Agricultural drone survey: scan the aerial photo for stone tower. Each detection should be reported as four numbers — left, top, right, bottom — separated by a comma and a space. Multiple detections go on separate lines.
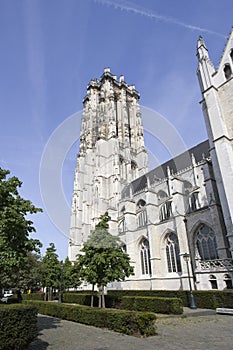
69, 68, 148, 261
196, 28, 233, 256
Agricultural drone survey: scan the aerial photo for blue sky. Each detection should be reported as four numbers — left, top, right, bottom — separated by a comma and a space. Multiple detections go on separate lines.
0, 0, 232, 260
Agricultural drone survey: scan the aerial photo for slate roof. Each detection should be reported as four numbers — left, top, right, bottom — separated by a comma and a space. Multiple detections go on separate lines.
122, 140, 210, 198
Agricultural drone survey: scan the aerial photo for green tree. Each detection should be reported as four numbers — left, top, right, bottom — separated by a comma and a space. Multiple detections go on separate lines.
0, 168, 42, 295
0, 252, 42, 293
75, 212, 134, 307
41, 243, 60, 301
62, 257, 81, 291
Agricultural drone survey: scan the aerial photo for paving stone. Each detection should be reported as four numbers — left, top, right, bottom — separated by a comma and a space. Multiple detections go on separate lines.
28, 311, 233, 350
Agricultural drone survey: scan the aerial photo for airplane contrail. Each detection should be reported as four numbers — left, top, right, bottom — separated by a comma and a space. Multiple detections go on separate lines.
94, 0, 227, 39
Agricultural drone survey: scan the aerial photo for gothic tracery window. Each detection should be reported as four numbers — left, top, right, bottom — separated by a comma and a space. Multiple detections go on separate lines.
196, 225, 219, 260
159, 201, 172, 222
131, 161, 137, 180
188, 192, 199, 212
118, 218, 126, 233
137, 199, 147, 227
166, 233, 182, 273
140, 238, 152, 275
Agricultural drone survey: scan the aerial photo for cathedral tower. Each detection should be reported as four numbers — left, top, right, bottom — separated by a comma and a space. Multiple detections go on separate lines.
197, 28, 233, 256
69, 68, 148, 261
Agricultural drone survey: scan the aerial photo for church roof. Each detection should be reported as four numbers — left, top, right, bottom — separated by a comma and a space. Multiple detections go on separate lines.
123, 140, 210, 197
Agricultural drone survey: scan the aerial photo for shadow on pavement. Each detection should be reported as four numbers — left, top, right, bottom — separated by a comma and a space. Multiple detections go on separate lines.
27, 315, 61, 349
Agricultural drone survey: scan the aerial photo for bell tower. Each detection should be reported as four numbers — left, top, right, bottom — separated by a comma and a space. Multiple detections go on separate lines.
69, 68, 148, 261
197, 29, 233, 256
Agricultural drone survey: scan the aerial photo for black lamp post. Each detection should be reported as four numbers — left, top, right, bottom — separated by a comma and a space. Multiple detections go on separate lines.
58, 262, 63, 303
183, 253, 197, 309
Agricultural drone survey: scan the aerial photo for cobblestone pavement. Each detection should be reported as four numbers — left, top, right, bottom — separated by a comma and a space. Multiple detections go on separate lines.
28, 309, 233, 350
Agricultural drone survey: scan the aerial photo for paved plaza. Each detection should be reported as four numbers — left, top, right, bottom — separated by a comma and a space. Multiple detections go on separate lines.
28, 309, 233, 350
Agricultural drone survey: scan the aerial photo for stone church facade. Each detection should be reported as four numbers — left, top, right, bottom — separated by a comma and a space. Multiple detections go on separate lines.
69, 29, 233, 291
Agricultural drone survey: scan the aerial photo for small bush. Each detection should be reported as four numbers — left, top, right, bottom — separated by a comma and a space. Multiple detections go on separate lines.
62, 293, 98, 306
0, 304, 38, 350
24, 300, 157, 337
22, 293, 45, 301
120, 296, 183, 314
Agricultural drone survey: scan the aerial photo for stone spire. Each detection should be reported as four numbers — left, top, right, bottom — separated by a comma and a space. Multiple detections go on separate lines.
196, 36, 215, 92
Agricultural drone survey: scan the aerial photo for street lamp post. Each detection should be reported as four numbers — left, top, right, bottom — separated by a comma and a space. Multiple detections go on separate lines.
183, 253, 197, 309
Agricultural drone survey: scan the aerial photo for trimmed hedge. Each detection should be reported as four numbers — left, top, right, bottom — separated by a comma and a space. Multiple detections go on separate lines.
22, 293, 45, 301
0, 304, 38, 350
121, 296, 183, 314
192, 290, 233, 309
24, 300, 157, 337
61, 293, 182, 313
108, 290, 189, 306
62, 293, 98, 306
108, 289, 233, 309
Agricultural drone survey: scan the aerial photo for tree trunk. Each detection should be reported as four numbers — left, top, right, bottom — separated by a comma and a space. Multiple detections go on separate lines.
91, 284, 94, 307
49, 287, 53, 301
16, 290, 22, 303
102, 286, 105, 308
98, 286, 101, 308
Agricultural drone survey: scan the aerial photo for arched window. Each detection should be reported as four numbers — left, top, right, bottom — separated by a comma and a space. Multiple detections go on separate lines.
122, 244, 127, 253
230, 49, 233, 63
166, 233, 182, 273
196, 225, 219, 260
131, 161, 137, 180
157, 190, 168, 203
140, 239, 152, 275
119, 156, 126, 179
224, 274, 233, 289
188, 192, 199, 212
137, 200, 147, 227
183, 181, 192, 194
224, 64, 232, 80
118, 218, 126, 233
209, 275, 218, 289
159, 201, 172, 222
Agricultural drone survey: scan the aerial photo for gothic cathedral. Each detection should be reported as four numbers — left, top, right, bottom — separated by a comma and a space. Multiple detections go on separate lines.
69, 29, 233, 291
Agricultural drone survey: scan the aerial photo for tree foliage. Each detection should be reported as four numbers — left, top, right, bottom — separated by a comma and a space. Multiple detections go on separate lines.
41, 243, 60, 300
0, 168, 42, 292
62, 257, 81, 290
1, 252, 42, 293
75, 212, 134, 307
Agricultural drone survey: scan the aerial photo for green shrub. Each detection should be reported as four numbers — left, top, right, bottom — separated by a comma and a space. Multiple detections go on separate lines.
22, 293, 45, 301
62, 292, 98, 306
24, 300, 157, 337
105, 294, 122, 308
63, 290, 98, 294
108, 289, 233, 310
108, 290, 189, 306
120, 296, 183, 314
0, 304, 38, 350
62, 292, 121, 308
192, 290, 233, 309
